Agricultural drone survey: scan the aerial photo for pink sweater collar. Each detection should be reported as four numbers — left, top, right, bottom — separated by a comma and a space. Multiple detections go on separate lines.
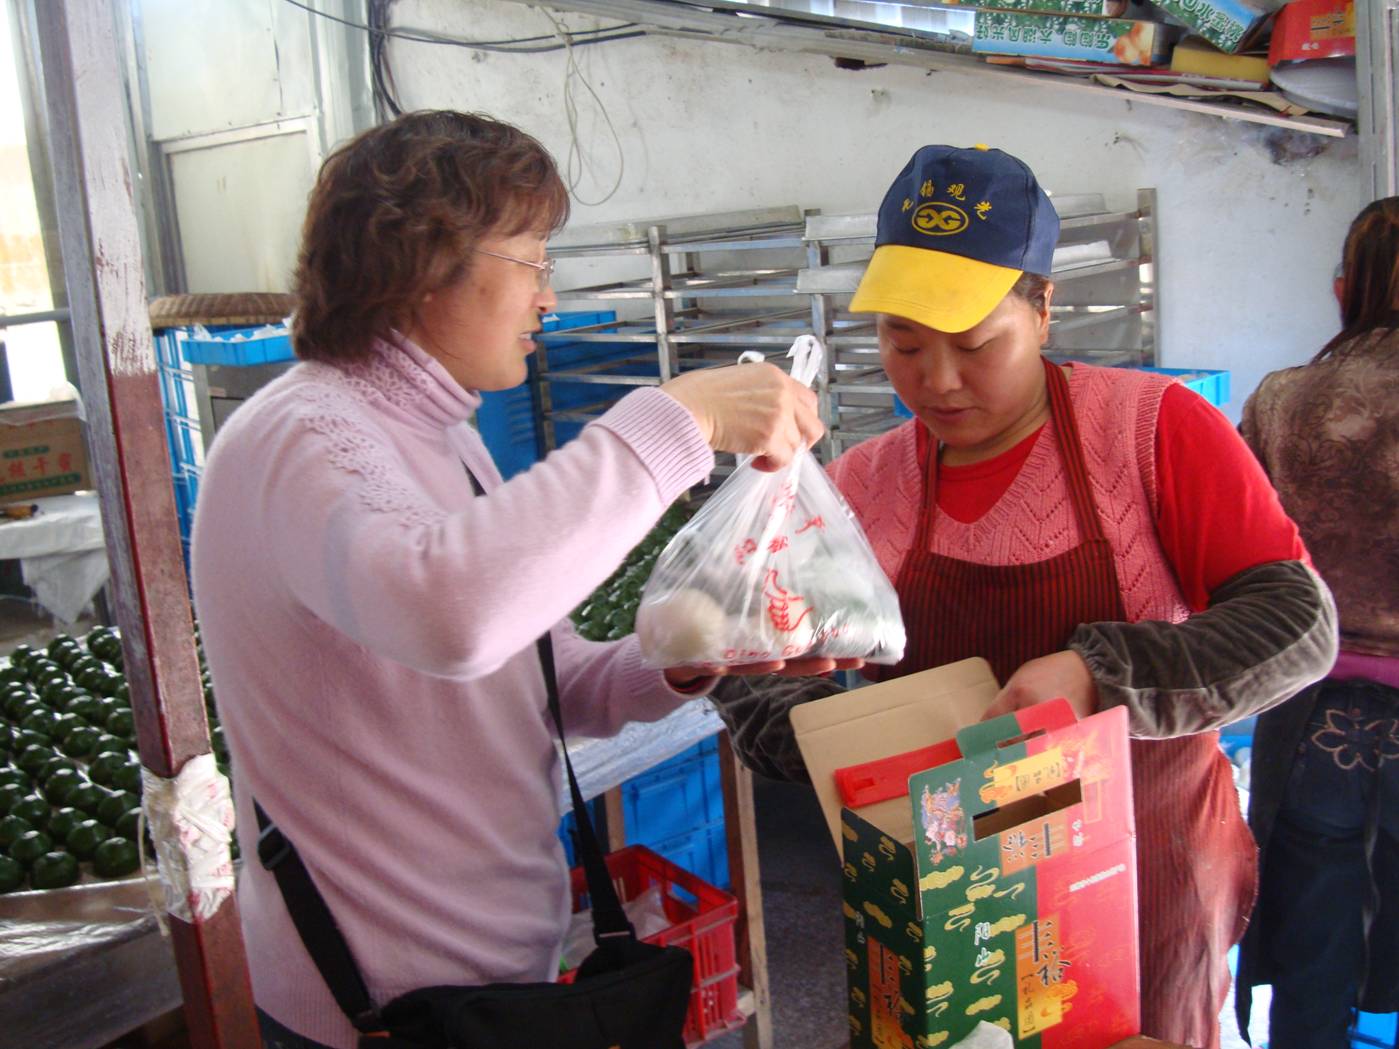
332, 332, 482, 430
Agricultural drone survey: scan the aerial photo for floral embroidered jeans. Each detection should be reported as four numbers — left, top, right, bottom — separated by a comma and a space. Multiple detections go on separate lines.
1256, 680, 1399, 1049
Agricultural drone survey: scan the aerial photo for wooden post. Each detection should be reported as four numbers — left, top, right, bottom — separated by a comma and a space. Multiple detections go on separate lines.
35, 4, 259, 1048
719, 731, 773, 1049
603, 787, 628, 853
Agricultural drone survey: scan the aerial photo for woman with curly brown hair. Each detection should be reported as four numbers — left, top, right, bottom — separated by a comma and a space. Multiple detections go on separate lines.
190, 110, 848, 1049
1237, 198, 1399, 1049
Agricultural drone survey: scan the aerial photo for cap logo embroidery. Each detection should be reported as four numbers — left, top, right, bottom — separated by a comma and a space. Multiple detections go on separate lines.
912, 201, 969, 237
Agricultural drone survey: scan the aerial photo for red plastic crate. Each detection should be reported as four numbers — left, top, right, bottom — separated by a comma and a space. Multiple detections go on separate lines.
561, 844, 742, 1045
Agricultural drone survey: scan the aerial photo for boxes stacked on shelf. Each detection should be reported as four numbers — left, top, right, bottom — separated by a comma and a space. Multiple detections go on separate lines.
967, 1, 1180, 66
1152, 0, 1275, 54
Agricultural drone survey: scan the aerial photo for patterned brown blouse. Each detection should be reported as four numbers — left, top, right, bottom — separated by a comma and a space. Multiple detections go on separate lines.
1241, 328, 1399, 658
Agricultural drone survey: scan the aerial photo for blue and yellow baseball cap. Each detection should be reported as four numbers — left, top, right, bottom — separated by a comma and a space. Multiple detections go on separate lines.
850, 144, 1060, 333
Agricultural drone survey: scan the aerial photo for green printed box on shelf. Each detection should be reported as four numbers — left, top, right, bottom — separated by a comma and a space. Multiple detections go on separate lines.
0, 397, 90, 500
793, 660, 1139, 1049
972, 10, 1177, 65
1150, 0, 1271, 53
944, 0, 1127, 15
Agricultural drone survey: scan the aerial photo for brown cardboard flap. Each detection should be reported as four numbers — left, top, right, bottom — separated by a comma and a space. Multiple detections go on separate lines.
791, 658, 999, 850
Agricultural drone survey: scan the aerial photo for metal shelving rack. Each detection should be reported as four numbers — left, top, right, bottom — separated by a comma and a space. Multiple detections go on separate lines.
802, 188, 1159, 455
542, 191, 1158, 461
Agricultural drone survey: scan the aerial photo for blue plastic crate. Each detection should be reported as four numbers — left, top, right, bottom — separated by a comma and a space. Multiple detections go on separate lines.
182, 324, 294, 366
647, 819, 729, 891
476, 311, 650, 479
152, 326, 214, 562
1139, 367, 1231, 409
621, 737, 724, 848
1354, 1011, 1398, 1048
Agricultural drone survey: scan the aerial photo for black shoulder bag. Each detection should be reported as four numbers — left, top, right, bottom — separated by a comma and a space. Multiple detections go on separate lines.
254, 515, 695, 1049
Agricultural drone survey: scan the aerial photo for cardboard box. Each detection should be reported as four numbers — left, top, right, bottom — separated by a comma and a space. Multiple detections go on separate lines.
973, 10, 1177, 65
946, 1, 1127, 16
793, 660, 1139, 1049
0, 398, 91, 501
1151, 0, 1272, 54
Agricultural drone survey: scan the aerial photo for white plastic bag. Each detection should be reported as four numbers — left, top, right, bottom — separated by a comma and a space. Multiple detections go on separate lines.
637, 337, 905, 669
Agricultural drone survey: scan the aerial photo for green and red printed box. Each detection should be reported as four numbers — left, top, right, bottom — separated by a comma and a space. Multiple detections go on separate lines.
794, 661, 1139, 1049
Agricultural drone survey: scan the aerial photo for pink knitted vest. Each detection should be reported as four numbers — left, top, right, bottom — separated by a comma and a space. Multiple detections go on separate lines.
830, 364, 1191, 626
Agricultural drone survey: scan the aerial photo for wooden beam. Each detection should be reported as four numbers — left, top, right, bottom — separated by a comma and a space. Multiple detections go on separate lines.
602, 787, 628, 853
719, 731, 773, 1049
34, 4, 259, 1047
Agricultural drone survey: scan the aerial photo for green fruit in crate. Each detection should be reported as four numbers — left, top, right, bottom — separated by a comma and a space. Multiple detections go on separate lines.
94, 672, 123, 697
16, 744, 55, 776
20, 710, 60, 741
91, 733, 127, 759
0, 814, 33, 848
0, 766, 29, 791
61, 726, 102, 758
50, 712, 85, 742
0, 666, 27, 688
97, 790, 139, 828
42, 767, 83, 806
8, 644, 34, 669
64, 695, 102, 721
67, 781, 106, 816
29, 850, 79, 889
41, 680, 75, 707
14, 729, 49, 752
113, 682, 130, 706
46, 634, 77, 656
47, 807, 81, 843
115, 807, 141, 843
11, 793, 48, 828
93, 837, 140, 879
9, 828, 52, 866
0, 782, 26, 815
36, 756, 76, 784
107, 708, 135, 739
65, 819, 104, 860
112, 762, 142, 794
88, 751, 128, 787
12, 697, 46, 724
2, 687, 33, 720
0, 854, 21, 893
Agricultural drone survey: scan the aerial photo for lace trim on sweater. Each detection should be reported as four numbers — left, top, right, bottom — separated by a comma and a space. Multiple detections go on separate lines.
289, 358, 450, 530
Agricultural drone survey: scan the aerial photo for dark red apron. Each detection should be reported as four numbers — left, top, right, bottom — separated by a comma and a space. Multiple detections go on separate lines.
889, 359, 1254, 1049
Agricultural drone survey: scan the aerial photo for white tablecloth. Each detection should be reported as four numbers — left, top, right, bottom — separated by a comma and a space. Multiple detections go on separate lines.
0, 493, 108, 623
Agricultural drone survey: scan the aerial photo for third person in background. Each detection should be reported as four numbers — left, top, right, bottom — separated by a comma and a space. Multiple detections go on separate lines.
1236, 197, 1399, 1049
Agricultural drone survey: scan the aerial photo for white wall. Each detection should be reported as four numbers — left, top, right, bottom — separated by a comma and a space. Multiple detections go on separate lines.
389, 0, 1362, 417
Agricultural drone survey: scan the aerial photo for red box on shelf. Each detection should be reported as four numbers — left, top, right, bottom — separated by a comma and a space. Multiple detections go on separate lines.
562, 845, 742, 1045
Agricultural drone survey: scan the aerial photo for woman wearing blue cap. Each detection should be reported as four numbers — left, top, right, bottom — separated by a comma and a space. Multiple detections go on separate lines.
824, 144, 1339, 1048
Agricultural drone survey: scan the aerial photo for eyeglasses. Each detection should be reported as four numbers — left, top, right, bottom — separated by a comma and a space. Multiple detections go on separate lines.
473, 248, 555, 290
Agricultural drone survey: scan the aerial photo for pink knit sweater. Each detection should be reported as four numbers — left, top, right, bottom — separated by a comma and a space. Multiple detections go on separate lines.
190, 335, 715, 1047
828, 364, 1192, 626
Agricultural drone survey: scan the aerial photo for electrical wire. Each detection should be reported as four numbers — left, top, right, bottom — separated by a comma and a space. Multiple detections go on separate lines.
280, 0, 646, 53
367, 1, 401, 117
543, 9, 626, 207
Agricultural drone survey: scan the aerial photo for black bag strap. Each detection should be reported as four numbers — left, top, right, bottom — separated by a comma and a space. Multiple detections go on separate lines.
253, 462, 635, 1032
